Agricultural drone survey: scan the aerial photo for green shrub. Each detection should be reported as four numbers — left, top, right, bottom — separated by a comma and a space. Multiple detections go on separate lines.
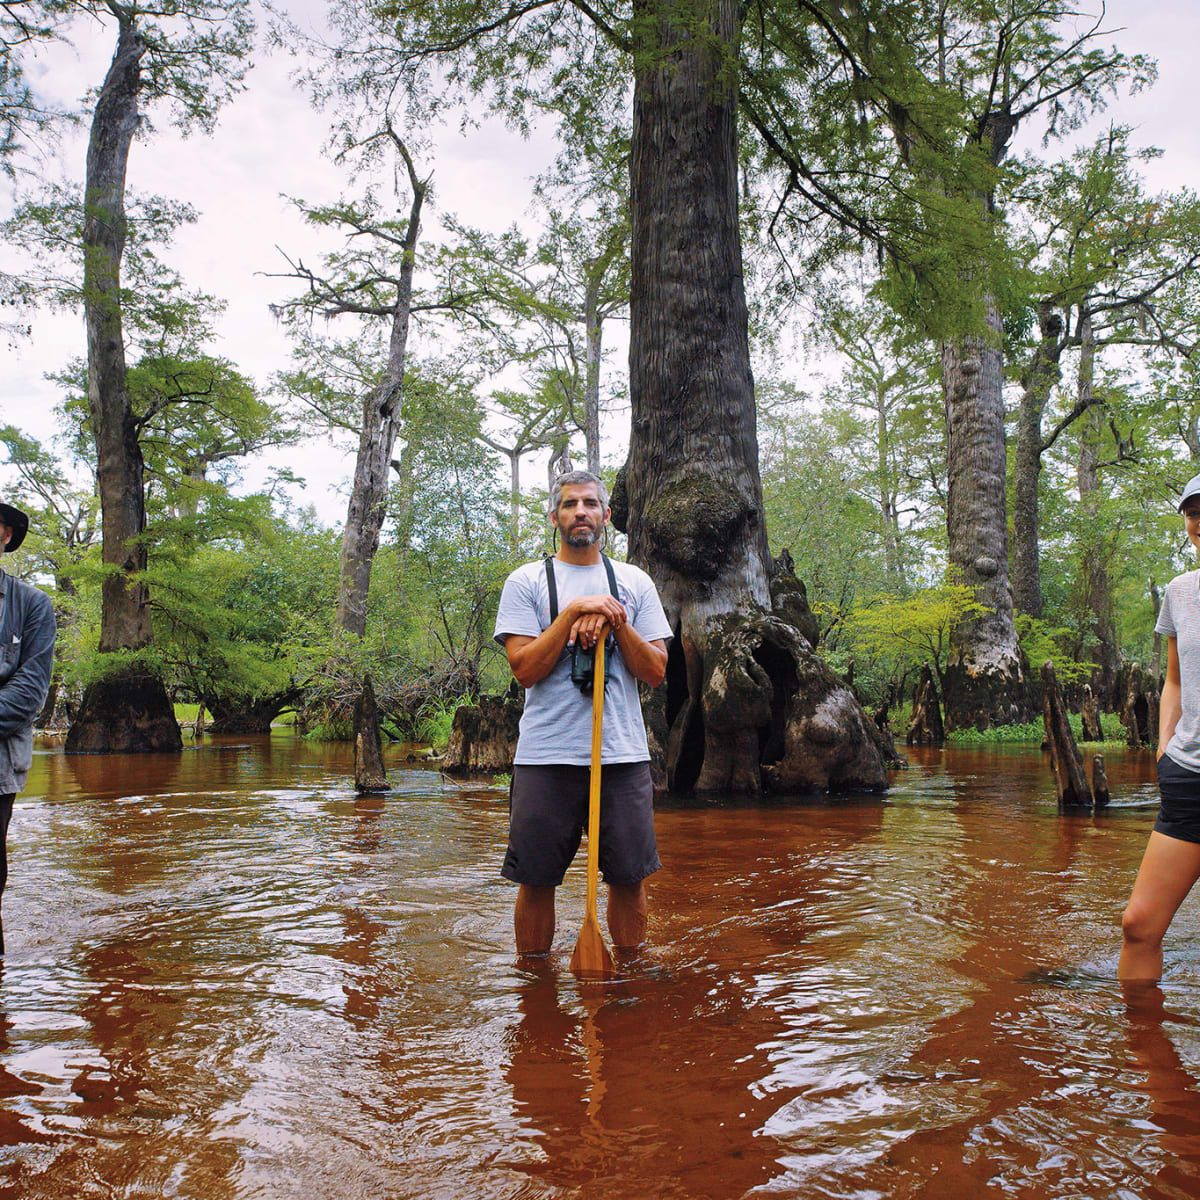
412, 697, 469, 753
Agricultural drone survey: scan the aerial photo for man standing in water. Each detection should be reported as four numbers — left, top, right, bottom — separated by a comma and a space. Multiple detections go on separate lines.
494, 471, 671, 957
0, 502, 56, 954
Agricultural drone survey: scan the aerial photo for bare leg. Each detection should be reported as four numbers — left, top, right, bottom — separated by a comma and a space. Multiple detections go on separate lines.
0, 794, 12, 956
515, 884, 556, 957
607, 881, 647, 952
1119, 831, 1200, 981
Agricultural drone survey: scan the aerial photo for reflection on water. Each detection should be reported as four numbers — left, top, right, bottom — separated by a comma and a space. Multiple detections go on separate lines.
0, 736, 1192, 1197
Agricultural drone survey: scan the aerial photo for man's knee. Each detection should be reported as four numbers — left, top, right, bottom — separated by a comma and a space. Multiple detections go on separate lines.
608, 881, 645, 908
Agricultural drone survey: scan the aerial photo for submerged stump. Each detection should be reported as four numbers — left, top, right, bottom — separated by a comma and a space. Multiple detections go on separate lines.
873, 707, 909, 770
443, 689, 524, 777
1041, 660, 1092, 809
66, 667, 182, 754
353, 675, 389, 794
1092, 754, 1110, 808
1080, 684, 1103, 742
906, 665, 945, 747
1120, 664, 1157, 749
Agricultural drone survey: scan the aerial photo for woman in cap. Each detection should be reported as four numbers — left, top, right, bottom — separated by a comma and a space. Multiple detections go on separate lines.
1120, 474, 1200, 980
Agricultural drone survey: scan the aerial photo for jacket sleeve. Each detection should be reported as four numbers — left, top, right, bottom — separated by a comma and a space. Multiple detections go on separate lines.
0, 588, 56, 737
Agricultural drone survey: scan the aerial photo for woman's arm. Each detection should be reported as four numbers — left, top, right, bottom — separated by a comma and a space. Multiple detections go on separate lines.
1159, 636, 1182, 760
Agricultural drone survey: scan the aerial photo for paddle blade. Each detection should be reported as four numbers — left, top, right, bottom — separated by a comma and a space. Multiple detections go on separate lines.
570, 915, 615, 980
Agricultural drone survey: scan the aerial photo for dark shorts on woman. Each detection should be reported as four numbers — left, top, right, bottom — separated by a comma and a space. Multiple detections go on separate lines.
1155, 753, 1200, 843
501, 762, 661, 887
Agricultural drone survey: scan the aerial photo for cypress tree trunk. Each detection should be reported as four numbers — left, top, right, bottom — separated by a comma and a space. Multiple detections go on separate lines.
67, 17, 180, 755
939, 298, 1036, 730
337, 173, 424, 638
583, 274, 603, 475
1074, 314, 1121, 707
622, 0, 885, 796
1011, 304, 1064, 619
336, 145, 425, 794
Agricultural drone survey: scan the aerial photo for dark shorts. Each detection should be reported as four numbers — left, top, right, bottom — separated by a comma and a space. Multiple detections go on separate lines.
1155, 754, 1200, 843
501, 762, 661, 888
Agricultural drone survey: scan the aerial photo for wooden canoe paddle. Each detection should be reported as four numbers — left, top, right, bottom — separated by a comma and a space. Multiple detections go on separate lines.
570, 635, 616, 980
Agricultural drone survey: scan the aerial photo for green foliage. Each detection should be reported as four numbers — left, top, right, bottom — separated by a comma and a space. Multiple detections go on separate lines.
946, 711, 1125, 746
1014, 614, 1097, 688
946, 721, 1045, 745
839, 581, 990, 694
147, 512, 341, 708
409, 696, 469, 752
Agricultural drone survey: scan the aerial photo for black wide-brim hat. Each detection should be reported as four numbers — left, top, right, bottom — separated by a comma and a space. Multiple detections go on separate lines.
0, 503, 29, 552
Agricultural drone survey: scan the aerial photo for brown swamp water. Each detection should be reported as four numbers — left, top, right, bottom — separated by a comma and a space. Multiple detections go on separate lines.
0, 736, 1196, 1198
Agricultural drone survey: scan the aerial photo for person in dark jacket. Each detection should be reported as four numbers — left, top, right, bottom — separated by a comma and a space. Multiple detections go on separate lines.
0, 502, 56, 954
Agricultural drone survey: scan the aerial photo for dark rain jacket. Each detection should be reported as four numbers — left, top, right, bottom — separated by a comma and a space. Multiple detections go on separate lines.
0, 569, 56, 794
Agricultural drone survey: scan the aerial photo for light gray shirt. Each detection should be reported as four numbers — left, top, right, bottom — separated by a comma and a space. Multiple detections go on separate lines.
1156, 569, 1200, 771
494, 557, 672, 766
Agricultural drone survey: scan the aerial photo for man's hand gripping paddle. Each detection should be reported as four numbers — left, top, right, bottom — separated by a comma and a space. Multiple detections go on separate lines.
570, 636, 616, 981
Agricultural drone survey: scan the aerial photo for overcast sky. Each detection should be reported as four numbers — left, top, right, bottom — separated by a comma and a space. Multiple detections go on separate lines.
2, 0, 1197, 517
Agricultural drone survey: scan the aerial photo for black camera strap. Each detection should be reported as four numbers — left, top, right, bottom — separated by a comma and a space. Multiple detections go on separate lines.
544, 554, 619, 624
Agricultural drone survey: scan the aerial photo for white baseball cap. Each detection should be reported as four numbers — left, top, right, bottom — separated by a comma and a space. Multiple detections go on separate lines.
1178, 473, 1200, 511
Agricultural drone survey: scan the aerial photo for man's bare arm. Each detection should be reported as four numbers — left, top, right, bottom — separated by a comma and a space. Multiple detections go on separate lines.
504, 593, 627, 688
613, 625, 668, 688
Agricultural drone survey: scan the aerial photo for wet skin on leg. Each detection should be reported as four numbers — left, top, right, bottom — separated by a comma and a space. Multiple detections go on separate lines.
1120, 830, 1200, 981
606, 881, 647, 953
515, 884, 556, 957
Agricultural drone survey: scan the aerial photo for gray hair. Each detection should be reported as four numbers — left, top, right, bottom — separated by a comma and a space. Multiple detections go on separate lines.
550, 470, 607, 512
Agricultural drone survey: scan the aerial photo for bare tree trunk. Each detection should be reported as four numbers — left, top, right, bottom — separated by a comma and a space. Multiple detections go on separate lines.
506, 450, 521, 551
1075, 313, 1121, 707
874, 381, 903, 587
1150, 580, 1162, 686
67, 17, 180, 755
1011, 304, 1064, 619
546, 427, 571, 493
337, 136, 426, 793
939, 297, 1035, 730
337, 166, 425, 637
583, 277, 603, 474
622, 0, 884, 796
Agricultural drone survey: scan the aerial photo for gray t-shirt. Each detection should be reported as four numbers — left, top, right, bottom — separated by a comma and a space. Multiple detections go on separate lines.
1156, 569, 1200, 771
494, 557, 672, 766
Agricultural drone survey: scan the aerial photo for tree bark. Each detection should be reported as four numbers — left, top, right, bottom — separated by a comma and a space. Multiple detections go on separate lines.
583, 273, 603, 474
67, 17, 181, 755
337, 163, 425, 638
1074, 312, 1121, 707
939, 297, 1036, 730
204, 690, 302, 734
1121, 664, 1157, 749
546, 427, 572, 492
1011, 304, 1064, 619
1150, 580, 1162, 686
1041, 661, 1092, 809
874, 380, 903, 588
623, 0, 885, 796
1080, 683, 1103, 742
443, 690, 524, 776
333, 138, 426, 794
906, 665, 945, 746
1092, 754, 1110, 808
353, 675, 389, 792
